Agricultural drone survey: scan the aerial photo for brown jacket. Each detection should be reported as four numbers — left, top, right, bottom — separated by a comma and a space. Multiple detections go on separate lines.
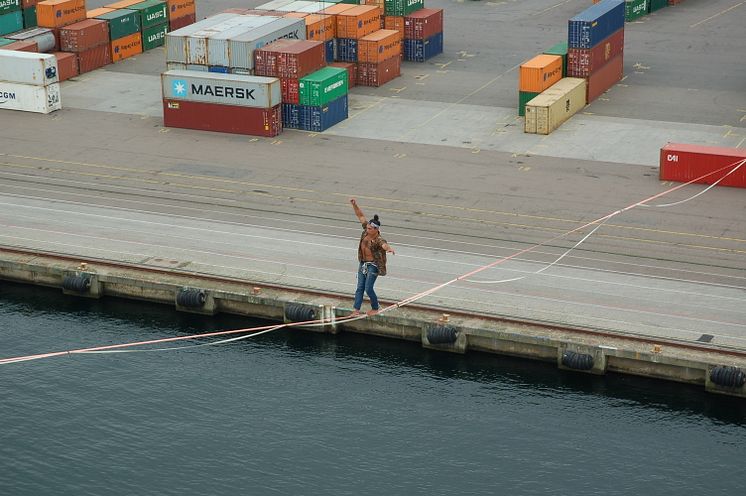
358, 222, 388, 276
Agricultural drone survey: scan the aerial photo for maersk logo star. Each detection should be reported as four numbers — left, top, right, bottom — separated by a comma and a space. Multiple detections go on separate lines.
172, 80, 187, 96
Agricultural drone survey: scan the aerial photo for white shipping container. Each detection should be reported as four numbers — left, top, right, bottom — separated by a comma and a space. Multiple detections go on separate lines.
276, 1, 316, 12
161, 70, 281, 109
166, 13, 239, 63
207, 15, 278, 67
167, 62, 188, 71
255, 0, 295, 10
6, 27, 56, 52
228, 18, 306, 71
0, 50, 59, 86
525, 78, 586, 135
0, 81, 61, 114
296, 2, 336, 13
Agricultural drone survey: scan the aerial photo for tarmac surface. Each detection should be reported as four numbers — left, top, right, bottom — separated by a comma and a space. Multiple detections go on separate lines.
1, 0, 745, 352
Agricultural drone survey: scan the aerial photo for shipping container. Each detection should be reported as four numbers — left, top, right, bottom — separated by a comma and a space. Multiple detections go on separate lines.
126, 0, 168, 31
161, 70, 282, 108
543, 41, 568, 77
298, 94, 347, 131
296, 1, 336, 14
0, 50, 58, 84
111, 31, 141, 61
567, 28, 624, 78
2, 39, 37, 50
208, 65, 229, 73
282, 102, 300, 128
185, 63, 206, 71
0, 38, 13, 47
280, 76, 299, 103
403, 8, 442, 40
104, 0, 142, 8
648, 0, 667, 11
253, 38, 297, 76
53, 50, 78, 80
385, 0, 423, 17
0, 0, 21, 15
187, 14, 250, 63
518, 90, 539, 117
95, 9, 140, 41
324, 38, 334, 62
60, 19, 108, 52
166, 61, 186, 70
660, 144, 746, 188
320, 2, 356, 15
257, 39, 324, 78
568, 0, 624, 49
298, 65, 347, 106
36, 0, 86, 28
357, 53, 399, 86
22, 5, 36, 28
142, 21, 167, 50
358, 29, 399, 63
303, 13, 334, 41
336, 37, 357, 62
227, 17, 307, 71
6, 26, 55, 50
625, 0, 647, 20
169, 12, 194, 30
22, 0, 37, 8
586, 52, 623, 102
162, 98, 283, 137
524, 77, 586, 134
0, 10, 22, 35
336, 5, 379, 39
403, 31, 442, 62
77, 42, 111, 72
87, 7, 114, 18
518, 53, 562, 93
330, 61, 355, 88
167, 0, 195, 20
206, 15, 277, 67
0, 80, 61, 113
255, 0, 295, 10
384, 15, 403, 40
165, 13, 237, 63
275, 1, 315, 12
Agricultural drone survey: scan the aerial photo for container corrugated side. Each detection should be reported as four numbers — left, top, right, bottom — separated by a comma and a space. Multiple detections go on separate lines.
276, 0, 315, 12
165, 12, 237, 63
161, 69, 282, 108
660, 143, 746, 188
0, 10, 23, 36
0, 80, 61, 113
403, 32, 442, 62
586, 53, 623, 103
568, 0, 624, 49
255, 0, 295, 10
298, 66, 347, 106
228, 17, 306, 71
524, 77, 586, 135
298, 93, 347, 131
206, 15, 276, 67
162, 98, 282, 137
567, 28, 624, 78
519, 54, 562, 93
625, 0, 647, 20
0, 49, 58, 85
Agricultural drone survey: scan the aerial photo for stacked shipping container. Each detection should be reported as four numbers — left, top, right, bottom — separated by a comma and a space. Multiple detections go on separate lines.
0, 49, 61, 113
402, 7, 442, 63
517, 54, 563, 116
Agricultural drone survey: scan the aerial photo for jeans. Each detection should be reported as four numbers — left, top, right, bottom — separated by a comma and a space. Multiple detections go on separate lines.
354, 262, 379, 310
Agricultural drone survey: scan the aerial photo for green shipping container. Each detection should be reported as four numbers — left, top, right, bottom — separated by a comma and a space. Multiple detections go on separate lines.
96, 9, 140, 41
22, 6, 35, 28
518, 90, 539, 117
128, 0, 167, 31
648, 0, 667, 12
299, 66, 348, 107
0, 36, 14, 47
543, 41, 568, 77
0, 0, 21, 16
0, 9, 22, 36
384, 0, 423, 17
625, 0, 647, 20
339, 0, 360, 4
142, 22, 167, 50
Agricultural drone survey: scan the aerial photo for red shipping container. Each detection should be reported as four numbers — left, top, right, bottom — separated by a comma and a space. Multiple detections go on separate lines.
404, 8, 443, 40
78, 43, 112, 73
60, 19, 109, 53
53, 51, 79, 81
567, 28, 624, 78
162, 99, 283, 137
280, 77, 300, 104
169, 13, 196, 31
255, 40, 325, 79
357, 55, 400, 87
254, 39, 298, 77
330, 61, 356, 88
660, 143, 746, 188
586, 53, 623, 103
2, 40, 39, 52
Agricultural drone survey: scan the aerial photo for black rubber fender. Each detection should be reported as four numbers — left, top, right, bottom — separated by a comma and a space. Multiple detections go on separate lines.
710, 366, 746, 388
177, 288, 206, 308
561, 350, 594, 371
426, 325, 458, 344
62, 274, 91, 292
285, 303, 316, 322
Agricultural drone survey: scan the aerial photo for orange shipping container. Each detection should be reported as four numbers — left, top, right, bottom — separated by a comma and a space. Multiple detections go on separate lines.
87, 7, 115, 18
358, 29, 400, 63
304, 14, 335, 42
2, 40, 39, 52
384, 16, 404, 40
283, 12, 308, 19
111, 32, 142, 62
37, 0, 87, 29
167, 0, 196, 20
519, 54, 563, 93
321, 3, 357, 15
336, 5, 380, 39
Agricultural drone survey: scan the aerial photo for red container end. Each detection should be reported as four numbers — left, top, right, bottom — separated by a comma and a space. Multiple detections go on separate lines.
330, 61, 356, 88
60, 19, 109, 52
2, 40, 39, 52
255, 40, 325, 79
254, 39, 297, 77
568, 28, 624, 78
280, 77, 299, 104
403, 8, 443, 40
586, 53, 623, 103
162, 99, 283, 137
77, 43, 112, 73
356, 55, 400, 87
660, 143, 746, 188
53, 51, 79, 81
169, 13, 197, 31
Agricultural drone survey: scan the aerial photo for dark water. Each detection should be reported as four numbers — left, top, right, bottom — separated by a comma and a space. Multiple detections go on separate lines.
1, 282, 745, 496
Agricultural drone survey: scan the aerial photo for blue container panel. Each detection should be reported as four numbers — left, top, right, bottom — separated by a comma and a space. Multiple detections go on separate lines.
0, 11, 24, 36
208, 66, 229, 73
568, 0, 625, 49
336, 38, 357, 63
282, 103, 301, 129
324, 38, 335, 63
403, 32, 443, 63
299, 95, 348, 132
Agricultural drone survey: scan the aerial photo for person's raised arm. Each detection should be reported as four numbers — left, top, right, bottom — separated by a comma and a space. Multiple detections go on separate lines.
381, 241, 395, 255
350, 198, 367, 224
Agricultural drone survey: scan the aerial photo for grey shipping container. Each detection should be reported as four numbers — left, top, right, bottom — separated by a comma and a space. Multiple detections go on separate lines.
161, 70, 281, 108
186, 16, 264, 65
165, 13, 238, 63
255, 0, 295, 11
206, 15, 278, 67
228, 17, 306, 71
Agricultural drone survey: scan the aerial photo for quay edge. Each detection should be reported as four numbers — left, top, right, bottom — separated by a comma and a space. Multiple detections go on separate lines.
1, 249, 745, 399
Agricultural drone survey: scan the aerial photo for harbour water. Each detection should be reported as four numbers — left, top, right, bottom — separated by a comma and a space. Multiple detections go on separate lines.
1, 282, 745, 495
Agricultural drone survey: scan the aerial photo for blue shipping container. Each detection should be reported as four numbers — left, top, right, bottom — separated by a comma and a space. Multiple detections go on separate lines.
403, 32, 443, 63
324, 38, 335, 63
336, 38, 358, 63
208, 66, 230, 73
568, 0, 625, 49
282, 103, 301, 129
299, 95, 348, 132
0, 10, 23, 36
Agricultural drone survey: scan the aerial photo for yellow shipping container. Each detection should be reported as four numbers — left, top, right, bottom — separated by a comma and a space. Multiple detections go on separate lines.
524, 78, 587, 135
